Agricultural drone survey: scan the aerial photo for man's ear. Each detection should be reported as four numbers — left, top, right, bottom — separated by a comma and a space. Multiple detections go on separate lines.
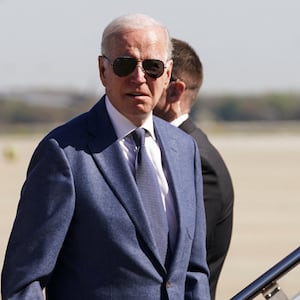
166, 81, 186, 103
98, 56, 107, 85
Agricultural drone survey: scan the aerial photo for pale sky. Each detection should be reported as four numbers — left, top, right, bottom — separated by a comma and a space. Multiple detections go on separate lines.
1, 0, 300, 94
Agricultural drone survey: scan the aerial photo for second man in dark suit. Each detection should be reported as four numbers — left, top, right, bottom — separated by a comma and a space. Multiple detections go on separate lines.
154, 38, 234, 299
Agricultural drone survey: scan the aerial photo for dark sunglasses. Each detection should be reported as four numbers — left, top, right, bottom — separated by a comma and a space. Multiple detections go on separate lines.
102, 55, 166, 78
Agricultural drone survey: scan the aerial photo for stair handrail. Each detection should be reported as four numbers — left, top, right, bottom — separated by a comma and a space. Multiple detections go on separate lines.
230, 246, 300, 300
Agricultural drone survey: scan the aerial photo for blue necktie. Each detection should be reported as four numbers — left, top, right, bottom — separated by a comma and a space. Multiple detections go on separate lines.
132, 128, 169, 264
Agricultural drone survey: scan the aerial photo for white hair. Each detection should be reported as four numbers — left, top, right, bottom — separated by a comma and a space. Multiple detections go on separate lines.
101, 13, 173, 60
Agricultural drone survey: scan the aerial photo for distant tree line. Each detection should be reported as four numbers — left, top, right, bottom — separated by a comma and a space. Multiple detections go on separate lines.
0, 90, 96, 133
1, 90, 300, 132
192, 92, 300, 122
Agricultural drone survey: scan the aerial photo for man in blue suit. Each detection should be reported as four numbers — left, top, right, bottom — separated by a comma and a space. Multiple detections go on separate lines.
1, 14, 210, 299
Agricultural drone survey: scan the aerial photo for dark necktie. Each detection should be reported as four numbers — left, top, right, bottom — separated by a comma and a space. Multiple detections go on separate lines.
132, 128, 169, 264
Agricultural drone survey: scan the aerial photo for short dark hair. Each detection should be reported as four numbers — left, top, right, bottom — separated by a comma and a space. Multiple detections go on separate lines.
171, 38, 203, 93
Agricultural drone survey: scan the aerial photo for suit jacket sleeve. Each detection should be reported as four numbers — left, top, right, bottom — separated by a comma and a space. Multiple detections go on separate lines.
1, 138, 75, 299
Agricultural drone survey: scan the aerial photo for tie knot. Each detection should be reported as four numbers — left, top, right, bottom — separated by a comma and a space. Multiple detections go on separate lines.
132, 128, 146, 147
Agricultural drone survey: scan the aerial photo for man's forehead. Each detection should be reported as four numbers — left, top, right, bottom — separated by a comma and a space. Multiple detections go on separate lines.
107, 29, 168, 58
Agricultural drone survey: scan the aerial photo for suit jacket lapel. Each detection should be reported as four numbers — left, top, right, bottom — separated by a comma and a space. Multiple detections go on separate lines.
154, 118, 190, 270
86, 98, 162, 265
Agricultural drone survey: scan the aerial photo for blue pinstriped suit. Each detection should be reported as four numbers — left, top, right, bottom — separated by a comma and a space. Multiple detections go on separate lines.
1, 96, 210, 299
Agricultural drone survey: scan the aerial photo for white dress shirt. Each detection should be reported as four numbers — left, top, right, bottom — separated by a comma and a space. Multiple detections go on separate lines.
170, 113, 189, 128
105, 96, 178, 251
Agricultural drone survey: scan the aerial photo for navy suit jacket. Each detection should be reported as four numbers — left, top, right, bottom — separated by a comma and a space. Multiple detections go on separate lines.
1, 97, 210, 300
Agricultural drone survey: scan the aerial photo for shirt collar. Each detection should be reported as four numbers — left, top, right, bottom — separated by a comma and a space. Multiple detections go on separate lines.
170, 113, 189, 127
105, 95, 155, 140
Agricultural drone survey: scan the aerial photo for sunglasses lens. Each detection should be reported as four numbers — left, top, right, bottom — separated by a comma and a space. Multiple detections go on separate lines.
143, 59, 165, 78
112, 57, 165, 78
113, 58, 137, 77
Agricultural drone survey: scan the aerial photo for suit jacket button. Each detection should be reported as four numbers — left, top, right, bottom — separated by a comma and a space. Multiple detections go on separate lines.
166, 281, 171, 288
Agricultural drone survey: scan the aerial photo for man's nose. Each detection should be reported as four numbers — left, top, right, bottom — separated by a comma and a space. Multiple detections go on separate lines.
131, 62, 147, 81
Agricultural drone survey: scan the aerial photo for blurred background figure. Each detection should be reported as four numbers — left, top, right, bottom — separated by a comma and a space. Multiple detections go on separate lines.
154, 37, 234, 299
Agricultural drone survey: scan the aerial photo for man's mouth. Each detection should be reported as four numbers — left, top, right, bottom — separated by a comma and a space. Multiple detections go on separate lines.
127, 92, 147, 97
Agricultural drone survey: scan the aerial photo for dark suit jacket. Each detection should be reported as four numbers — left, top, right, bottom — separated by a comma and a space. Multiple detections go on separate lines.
1, 97, 210, 300
180, 118, 234, 300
